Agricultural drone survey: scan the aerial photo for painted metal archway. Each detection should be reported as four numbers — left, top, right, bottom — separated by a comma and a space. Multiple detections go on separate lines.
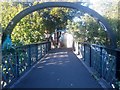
2, 2, 117, 48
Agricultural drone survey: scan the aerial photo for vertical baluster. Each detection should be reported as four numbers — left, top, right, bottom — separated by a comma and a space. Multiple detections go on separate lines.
2, 57, 8, 86
81, 44, 84, 58
44, 44, 45, 55
42, 44, 44, 56
84, 43, 85, 61
100, 47, 103, 77
15, 49, 19, 78
28, 45, 31, 68
44, 44, 45, 54
5, 56, 10, 84
43, 44, 44, 56
47, 43, 48, 52
116, 50, 120, 81
36, 44, 38, 61
89, 45, 91, 67
44, 43, 46, 55
40, 45, 42, 58
46, 43, 48, 53
45, 43, 46, 54
45, 43, 47, 54
84, 44, 90, 65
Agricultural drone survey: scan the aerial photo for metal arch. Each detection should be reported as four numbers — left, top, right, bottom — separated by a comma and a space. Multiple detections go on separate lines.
2, 2, 117, 48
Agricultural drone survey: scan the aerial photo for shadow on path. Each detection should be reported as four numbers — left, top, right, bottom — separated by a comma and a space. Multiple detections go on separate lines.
14, 48, 102, 88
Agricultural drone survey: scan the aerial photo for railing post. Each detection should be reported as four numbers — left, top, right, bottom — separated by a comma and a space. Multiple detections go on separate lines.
36, 44, 38, 61
84, 43, 85, 61
40, 45, 42, 58
89, 45, 91, 67
47, 42, 49, 52
28, 45, 31, 68
46, 43, 47, 52
45, 44, 47, 54
78, 42, 80, 55
15, 50, 19, 78
43, 44, 45, 55
100, 47, 103, 77
116, 50, 120, 81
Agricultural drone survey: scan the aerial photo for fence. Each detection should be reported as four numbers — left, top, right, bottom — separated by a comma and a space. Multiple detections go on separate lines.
2, 41, 51, 88
79, 43, 120, 89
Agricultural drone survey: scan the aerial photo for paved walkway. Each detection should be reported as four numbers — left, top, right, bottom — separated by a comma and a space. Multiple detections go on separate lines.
13, 48, 102, 88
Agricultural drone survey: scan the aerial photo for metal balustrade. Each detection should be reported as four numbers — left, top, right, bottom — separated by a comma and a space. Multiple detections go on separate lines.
2, 41, 119, 89
79, 43, 120, 88
2, 41, 51, 88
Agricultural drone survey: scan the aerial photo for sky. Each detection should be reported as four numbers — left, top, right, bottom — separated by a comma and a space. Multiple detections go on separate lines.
0, 0, 117, 15
0, 0, 111, 2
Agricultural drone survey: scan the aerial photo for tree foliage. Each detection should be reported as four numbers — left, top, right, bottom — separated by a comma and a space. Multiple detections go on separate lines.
89, 0, 119, 47
1, 1, 71, 46
1, 1, 119, 48
66, 0, 119, 47
66, 14, 107, 45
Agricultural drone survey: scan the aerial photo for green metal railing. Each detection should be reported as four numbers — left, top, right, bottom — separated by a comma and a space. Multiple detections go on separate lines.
79, 43, 120, 89
2, 41, 51, 88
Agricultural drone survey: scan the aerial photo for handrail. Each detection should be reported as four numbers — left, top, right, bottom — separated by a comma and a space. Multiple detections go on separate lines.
2, 41, 51, 88
79, 42, 118, 51
15, 41, 50, 49
78, 43, 120, 89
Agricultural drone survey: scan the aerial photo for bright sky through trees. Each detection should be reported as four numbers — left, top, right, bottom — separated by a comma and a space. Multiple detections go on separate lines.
0, 0, 119, 46
0, 0, 118, 15
89, 0, 118, 15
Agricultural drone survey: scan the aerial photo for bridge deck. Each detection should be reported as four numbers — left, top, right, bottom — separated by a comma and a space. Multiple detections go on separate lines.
13, 48, 102, 88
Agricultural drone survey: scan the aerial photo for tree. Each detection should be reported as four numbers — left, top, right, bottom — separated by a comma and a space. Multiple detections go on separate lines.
66, 0, 119, 47
1, 1, 72, 46
90, 0, 119, 47
66, 12, 107, 45
1, 1, 119, 47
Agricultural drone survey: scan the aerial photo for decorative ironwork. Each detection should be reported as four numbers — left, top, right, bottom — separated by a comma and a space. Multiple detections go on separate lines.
102, 48, 116, 84
2, 41, 51, 88
79, 43, 120, 89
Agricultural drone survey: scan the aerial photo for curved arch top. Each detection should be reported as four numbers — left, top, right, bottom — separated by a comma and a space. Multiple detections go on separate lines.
2, 2, 117, 48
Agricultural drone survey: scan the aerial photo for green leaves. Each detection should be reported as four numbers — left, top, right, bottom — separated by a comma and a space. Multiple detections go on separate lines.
1, 2, 72, 46
66, 13, 107, 45
1, 1, 119, 47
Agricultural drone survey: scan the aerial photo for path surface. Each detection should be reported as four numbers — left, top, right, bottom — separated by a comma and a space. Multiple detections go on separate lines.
13, 48, 102, 88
